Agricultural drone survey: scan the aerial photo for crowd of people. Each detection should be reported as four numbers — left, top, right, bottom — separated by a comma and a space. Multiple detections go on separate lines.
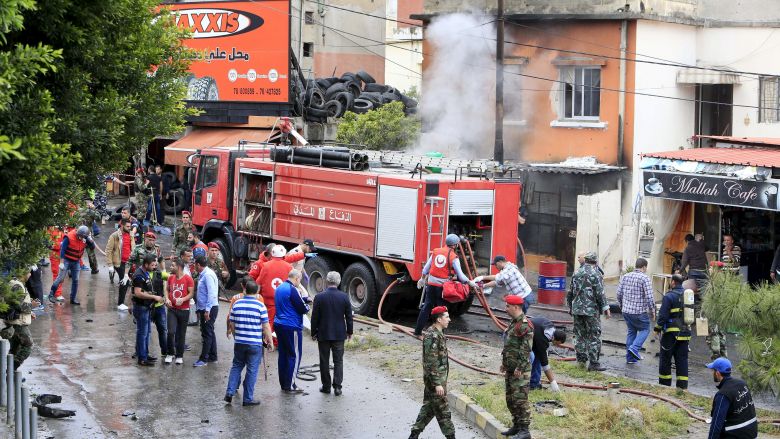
1, 196, 761, 438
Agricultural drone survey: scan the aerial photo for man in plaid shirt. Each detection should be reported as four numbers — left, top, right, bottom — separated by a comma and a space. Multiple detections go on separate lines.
616, 257, 656, 363
475, 256, 533, 313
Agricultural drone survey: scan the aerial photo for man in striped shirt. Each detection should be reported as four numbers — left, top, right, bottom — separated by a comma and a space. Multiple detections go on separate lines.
616, 257, 655, 363
224, 281, 274, 406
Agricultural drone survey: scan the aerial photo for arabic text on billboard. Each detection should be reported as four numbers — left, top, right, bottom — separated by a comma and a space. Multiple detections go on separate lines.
167, 1, 290, 103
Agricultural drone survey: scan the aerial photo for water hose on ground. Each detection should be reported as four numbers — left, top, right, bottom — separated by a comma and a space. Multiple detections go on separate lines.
356, 280, 780, 426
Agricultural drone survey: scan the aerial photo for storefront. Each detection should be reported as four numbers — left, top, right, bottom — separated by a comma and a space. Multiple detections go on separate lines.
640, 140, 780, 284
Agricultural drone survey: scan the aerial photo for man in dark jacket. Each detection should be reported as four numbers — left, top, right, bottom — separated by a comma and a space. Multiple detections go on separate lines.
311, 271, 353, 396
707, 357, 757, 439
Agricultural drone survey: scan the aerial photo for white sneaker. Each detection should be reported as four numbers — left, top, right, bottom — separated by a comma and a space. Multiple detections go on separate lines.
55, 296, 65, 303
175, 357, 183, 365
164, 355, 173, 364
117, 304, 129, 311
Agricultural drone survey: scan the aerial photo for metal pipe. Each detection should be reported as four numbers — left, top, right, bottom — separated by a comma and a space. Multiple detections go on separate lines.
0, 340, 6, 406
15, 372, 22, 437
29, 408, 37, 439
21, 387, 29, 439
6, 354, 13, 425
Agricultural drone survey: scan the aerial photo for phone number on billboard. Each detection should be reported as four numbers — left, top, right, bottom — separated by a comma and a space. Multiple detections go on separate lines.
233, 88, 282, 95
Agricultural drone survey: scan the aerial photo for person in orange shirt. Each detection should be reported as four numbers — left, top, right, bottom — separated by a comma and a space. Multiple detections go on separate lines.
248, 243, 305, 280
47, 226, 67, 301
255, 245, 297, 335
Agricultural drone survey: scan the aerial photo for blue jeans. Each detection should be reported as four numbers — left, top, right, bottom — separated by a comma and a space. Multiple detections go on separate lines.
226, 343, 263, 403
49, 258, 81, 301
146, 194, 162, 224
529, 351, 542, 389
624, 312, 651, 361
152, 305, 168, 356
133, 306, 152, 361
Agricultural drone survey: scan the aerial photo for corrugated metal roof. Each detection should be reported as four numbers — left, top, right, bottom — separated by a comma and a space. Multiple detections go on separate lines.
642, 147, 780, 168
676, 68, 741, 84
697, 135, 780, 147
524, 166, 619, 175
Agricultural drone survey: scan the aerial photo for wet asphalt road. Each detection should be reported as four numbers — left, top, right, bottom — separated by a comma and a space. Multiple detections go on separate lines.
23, 225, 482, 439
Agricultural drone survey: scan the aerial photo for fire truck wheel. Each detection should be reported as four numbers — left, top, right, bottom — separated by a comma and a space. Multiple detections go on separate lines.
446, 293, 476, 318
211, 237, 236, 289
342, 262, 378, 316
304, 256, 341, 297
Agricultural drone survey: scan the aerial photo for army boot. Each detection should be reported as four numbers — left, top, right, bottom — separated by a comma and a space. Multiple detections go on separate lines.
445, 435, 455, 439
407, 430, 421, 439
502, 425, 520, 436
588, 362, 607, 372
512, 425, 532, 439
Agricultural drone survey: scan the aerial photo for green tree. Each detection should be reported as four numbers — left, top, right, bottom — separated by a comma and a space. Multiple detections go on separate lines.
336, 101, 420, 150
0, 0, 194, 279
702, 270, 780, 397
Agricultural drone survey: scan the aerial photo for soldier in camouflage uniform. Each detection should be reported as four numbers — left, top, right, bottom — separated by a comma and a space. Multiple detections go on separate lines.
501, 295, 533, 439
409, 306, 455, 439
566, 251, 611, 372
79, 199, 102, 273
172, 210, 195, 255
134, 168, 149, 224
129, 232, 164, 273
3, 272, 36, 370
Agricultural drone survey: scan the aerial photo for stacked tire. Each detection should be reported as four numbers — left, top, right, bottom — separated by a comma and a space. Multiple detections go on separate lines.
301, 70, 418, 122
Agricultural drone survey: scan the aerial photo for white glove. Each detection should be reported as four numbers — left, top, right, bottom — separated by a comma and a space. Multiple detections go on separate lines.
108, 266, 115, 275
549, 381, 561, 392
122, 274, 131, 286
468, 280, 478, 288
59, 262, 65, 270
30, 265, 38, 272
473, 276, 483, 283
416, 278, 426, 289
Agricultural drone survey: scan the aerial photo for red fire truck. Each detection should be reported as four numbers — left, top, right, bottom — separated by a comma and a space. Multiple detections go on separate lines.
190, 145, 521, 316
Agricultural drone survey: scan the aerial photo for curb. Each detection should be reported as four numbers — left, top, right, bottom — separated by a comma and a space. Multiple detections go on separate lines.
448, 390, 508, 439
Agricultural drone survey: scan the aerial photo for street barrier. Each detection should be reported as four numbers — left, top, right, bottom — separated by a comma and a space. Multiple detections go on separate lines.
0, 341, 37, 438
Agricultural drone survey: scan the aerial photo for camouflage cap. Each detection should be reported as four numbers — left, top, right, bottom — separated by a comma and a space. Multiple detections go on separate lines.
583, 252, 598, 263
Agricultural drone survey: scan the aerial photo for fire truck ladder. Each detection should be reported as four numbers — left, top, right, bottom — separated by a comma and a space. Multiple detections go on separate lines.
424, 196, 447, 260
363, 151, 497, 172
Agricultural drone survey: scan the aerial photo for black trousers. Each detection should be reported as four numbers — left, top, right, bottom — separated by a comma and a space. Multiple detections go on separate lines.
116, 263, 128, 306
318, 340, 345, 390
414, 285, 445, 335
166, 308, 189, 358
198, 306, 219, 362
659, 332, 689, 389
25, 269, 43, 302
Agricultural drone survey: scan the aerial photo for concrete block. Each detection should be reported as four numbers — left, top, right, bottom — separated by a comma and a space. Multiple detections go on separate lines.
377, 324, 393, 334
475, 410, 488, 429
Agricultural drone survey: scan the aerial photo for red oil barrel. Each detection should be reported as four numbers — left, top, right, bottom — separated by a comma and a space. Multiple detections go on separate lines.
537, 261, 567, 305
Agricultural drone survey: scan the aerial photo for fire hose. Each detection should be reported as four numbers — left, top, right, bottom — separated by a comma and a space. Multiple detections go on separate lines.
354, 280, 780, 426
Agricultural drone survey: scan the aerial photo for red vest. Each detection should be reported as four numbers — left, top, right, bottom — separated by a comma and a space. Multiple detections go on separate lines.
256, 258, 293, 307
63, 229, 87, 261
428, 246, 457, 279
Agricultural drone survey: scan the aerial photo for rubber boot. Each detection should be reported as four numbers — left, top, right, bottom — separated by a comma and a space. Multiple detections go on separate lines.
502, 425, 520, 436
445, 435, 455, 439
407, 430, 421, 439
513, 425, 532, 439
588, 362, 607, 372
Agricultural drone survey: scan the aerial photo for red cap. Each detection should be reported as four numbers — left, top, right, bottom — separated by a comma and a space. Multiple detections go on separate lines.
144, 232, 157, 239
504, 295, 524, 305
208, 242, 220, 250
431, 306, 448, 316
181, 210, 191, 217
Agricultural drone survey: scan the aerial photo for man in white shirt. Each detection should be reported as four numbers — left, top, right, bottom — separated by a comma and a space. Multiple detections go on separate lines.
474, 255, 533, 312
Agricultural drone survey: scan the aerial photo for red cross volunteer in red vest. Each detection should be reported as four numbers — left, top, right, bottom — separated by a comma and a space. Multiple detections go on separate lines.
413, 234, 473, 336
48, 225, 96, 305
256, 245, 294, 333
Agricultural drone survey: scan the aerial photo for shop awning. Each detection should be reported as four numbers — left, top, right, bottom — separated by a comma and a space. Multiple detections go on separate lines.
642, 147, 780, 168
676, 68, 741, 85
164, 128, 273, 167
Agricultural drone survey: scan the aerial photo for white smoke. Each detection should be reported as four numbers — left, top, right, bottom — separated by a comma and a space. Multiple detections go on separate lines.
412, 14, 496, 159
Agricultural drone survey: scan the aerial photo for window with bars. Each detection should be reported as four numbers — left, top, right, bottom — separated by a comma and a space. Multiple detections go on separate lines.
760, 76, 780, 123
559, 67, 601, 120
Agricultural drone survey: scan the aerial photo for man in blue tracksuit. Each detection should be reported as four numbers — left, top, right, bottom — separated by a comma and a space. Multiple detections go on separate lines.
274, 269, 310, 393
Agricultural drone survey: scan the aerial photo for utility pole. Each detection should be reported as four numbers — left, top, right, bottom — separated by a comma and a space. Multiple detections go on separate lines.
494, 0, 505, 165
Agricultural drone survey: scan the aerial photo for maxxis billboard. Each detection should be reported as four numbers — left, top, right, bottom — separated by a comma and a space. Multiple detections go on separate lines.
165, 1, 290, 103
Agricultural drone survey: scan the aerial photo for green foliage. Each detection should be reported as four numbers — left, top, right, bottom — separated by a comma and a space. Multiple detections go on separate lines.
0, 0, 194, 297
703, 270, 780, 397
0, 277, 28, 314
336, 101, 420, 151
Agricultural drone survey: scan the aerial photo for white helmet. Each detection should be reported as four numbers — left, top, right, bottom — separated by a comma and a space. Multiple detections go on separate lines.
271, 245, 287, 258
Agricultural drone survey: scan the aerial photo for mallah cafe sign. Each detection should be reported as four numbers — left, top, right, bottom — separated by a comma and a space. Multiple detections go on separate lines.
643, 171, 780, 211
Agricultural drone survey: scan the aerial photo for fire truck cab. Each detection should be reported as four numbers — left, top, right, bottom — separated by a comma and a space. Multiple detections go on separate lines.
191, 145, 521, 317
